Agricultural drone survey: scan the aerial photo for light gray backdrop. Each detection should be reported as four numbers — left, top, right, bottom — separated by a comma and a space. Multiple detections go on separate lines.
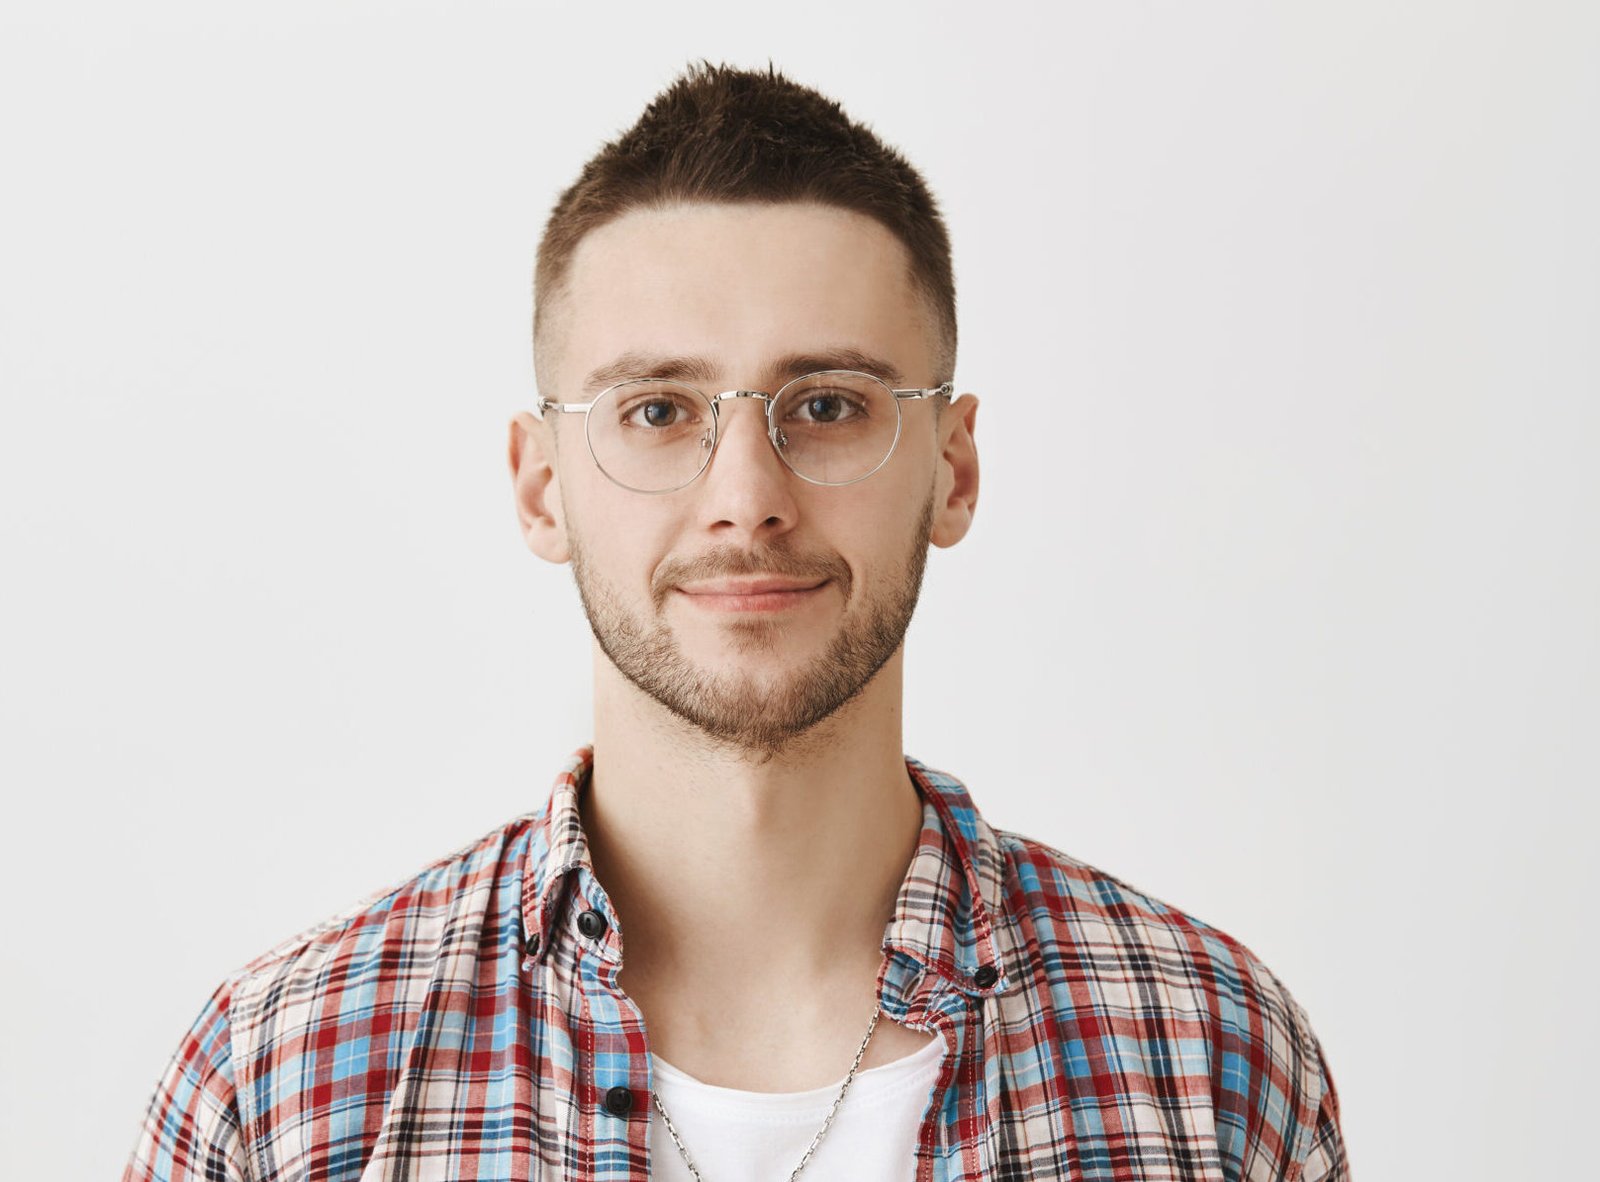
2, 2, 1595, 1178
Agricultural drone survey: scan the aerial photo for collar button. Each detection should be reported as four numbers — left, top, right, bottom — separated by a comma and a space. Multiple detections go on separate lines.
577, 909, 609, 940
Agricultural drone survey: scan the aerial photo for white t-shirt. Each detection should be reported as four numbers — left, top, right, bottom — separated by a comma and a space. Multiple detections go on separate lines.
647, 1034, 947, 1181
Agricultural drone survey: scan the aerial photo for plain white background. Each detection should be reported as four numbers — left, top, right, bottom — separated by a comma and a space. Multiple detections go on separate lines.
2, 2, 1595, 1177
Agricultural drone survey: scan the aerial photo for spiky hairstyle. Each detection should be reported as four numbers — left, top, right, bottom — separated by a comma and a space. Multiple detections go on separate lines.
533, 61, 956, 382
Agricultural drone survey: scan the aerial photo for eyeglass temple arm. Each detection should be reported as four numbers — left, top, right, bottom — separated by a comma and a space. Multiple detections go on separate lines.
892, 382, 955, 401
533, 397, 594, 419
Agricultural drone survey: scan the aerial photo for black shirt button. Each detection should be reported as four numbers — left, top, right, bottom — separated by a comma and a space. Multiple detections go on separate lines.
604, 1085, 634, 1116
577, 909, 609, 940
973, 963, 999, 989
522, 930, 540, 956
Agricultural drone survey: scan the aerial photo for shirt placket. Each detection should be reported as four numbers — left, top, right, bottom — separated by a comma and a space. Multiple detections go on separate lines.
566, 876, 654, 1182
879, 951, 999, 1182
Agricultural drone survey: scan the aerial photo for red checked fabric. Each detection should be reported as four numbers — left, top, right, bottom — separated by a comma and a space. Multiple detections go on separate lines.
123, 745, 1349, 1180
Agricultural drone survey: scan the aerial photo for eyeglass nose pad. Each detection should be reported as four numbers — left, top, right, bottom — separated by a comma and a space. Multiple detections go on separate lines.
771, 426, 788, 451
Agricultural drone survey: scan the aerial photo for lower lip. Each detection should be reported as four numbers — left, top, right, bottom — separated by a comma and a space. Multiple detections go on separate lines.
676, 583, 829, 613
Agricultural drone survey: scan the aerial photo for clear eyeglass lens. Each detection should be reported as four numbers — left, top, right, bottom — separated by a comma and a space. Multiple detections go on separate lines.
586, 380, 716, 493
771, 372, 900, 485
585, 372, 902, 492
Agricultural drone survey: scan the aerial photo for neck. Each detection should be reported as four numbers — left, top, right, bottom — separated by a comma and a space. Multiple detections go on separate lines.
583, 644, 924, 1007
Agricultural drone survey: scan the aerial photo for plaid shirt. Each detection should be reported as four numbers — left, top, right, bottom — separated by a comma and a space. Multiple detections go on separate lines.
124, 745, 1348, 1181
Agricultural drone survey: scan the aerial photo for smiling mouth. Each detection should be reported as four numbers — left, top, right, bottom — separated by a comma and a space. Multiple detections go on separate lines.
674, 579, 831, 613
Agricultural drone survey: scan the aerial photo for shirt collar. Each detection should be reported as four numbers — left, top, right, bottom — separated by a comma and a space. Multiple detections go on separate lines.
884, 755, 1023, 998
519, 744, 601, 964
519, 745, 1022, 997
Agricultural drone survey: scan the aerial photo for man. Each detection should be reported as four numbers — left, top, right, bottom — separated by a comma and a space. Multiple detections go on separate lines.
124, 63, 1348, 1181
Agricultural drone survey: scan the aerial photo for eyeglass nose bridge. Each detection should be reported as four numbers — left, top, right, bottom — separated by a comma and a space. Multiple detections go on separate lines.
704, 389, 788, 452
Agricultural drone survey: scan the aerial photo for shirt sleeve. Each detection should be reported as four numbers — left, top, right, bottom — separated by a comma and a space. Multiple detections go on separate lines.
1297, 1079, 1349, 1181
1291, 1004, 1350, 1182
122, 983, 249, 1182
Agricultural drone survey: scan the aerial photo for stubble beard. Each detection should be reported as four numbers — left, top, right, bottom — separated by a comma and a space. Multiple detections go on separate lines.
568, 493, 936, 762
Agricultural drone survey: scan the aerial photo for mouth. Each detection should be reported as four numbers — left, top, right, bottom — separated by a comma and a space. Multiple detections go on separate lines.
674, 577, 831, 613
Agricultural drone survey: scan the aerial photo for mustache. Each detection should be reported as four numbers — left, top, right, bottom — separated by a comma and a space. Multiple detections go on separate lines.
653, 543, 852, 607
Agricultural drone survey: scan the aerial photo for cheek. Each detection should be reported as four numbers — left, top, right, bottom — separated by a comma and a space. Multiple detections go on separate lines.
863, 469, 933, 534
816, 502, 913, 583
569, 480, 680, 590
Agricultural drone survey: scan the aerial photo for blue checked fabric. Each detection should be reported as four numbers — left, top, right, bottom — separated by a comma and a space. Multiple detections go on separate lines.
123, 745, 1348, 1180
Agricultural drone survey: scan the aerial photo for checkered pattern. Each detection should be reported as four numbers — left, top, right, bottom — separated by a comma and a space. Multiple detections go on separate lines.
124, 745, 1348, 1180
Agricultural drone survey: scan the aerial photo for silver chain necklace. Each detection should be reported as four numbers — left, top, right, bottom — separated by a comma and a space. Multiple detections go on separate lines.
650, 1006, 881, 1182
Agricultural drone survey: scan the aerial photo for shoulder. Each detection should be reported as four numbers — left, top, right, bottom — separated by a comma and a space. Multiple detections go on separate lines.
910, 756, 1323, 1048
991, 830, 1345, 1174
221, 811, 541, 1020
124, 814, 545, 1178
995, 827, 1297, 1008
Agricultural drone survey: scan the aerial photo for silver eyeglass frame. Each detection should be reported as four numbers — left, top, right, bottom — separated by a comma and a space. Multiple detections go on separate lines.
534, 368, 954, 494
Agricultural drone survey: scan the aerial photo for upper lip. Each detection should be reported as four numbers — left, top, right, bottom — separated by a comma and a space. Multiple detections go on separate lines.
677, 576, 828, 595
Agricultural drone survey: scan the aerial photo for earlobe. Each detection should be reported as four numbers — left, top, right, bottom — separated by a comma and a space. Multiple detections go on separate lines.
929, 393, 979, 549
507, 412, 571, 563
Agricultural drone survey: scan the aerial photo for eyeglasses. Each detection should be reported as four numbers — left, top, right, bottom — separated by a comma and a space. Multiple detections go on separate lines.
535, 369, 953, 494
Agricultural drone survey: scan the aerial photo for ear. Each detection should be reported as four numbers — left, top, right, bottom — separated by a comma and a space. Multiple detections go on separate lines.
929, 393, 979, 549
507, 411, 571, 563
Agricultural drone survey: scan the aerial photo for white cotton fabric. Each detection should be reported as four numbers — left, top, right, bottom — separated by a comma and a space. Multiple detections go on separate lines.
647, 1034, 947, 1181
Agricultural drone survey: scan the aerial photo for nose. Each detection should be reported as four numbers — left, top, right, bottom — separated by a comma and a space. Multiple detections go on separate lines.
696, 394, 800, 539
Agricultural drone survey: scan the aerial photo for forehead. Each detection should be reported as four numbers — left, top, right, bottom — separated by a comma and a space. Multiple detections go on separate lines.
549, 202, 933, 389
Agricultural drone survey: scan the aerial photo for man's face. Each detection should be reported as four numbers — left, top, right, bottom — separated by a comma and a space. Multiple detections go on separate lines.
537, 202, 953, 758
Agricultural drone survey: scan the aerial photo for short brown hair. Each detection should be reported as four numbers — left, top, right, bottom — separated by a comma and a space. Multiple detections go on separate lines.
534, 61, 957, 385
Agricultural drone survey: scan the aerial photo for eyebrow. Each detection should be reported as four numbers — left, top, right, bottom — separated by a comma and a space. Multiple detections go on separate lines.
580, 352, 718, 395
579, 347, 907, 395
